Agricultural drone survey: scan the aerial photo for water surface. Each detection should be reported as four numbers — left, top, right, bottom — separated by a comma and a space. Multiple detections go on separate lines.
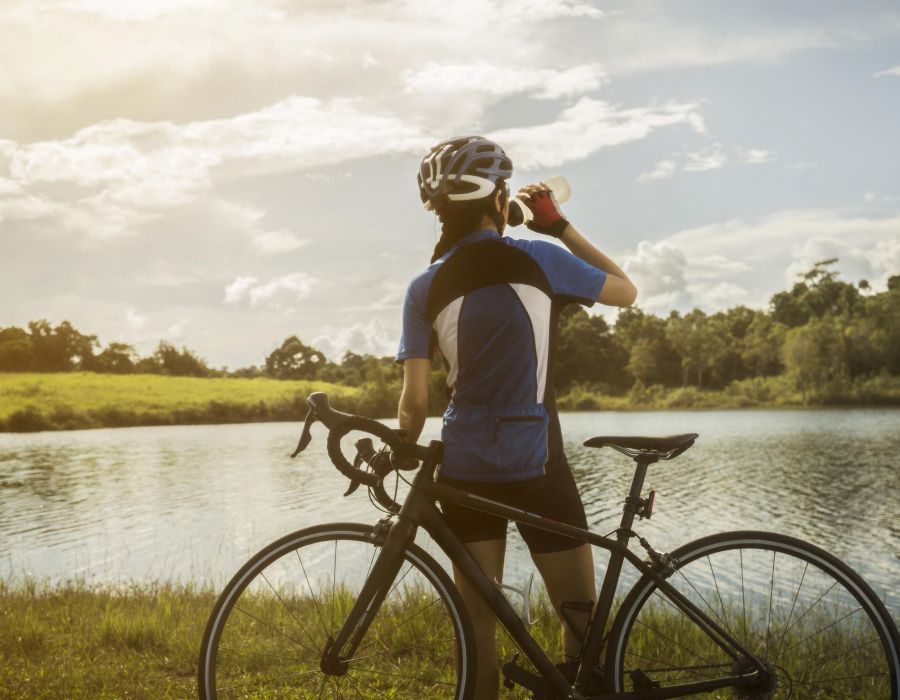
1, 410, 897, 613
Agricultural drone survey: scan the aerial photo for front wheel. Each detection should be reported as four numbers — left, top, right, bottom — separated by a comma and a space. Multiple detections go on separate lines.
198, 522, 476, 699
605, 531, 900, 698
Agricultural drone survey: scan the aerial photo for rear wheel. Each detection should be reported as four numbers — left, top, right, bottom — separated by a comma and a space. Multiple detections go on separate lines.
606, 531, 899, 698
198, 522, 476, 699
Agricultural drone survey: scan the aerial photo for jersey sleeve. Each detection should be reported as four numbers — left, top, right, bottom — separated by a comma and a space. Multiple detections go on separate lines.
510, 238, 606, 306
395, 278, 434, 362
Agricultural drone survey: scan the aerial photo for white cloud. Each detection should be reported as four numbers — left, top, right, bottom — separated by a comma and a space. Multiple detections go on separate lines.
312, 317, 398, 361
662, 209, 900, 293
0, 97, 430, 240
491, 98, 706, 170
597, 12, 899, 75
125, 309, 146, 331
211, 200, 308, 255
251, 229, 307, 255
223, 272, 318, 310
624, 240, 693, 312
683, 143, 727, 172
343, 282, 406, 312
784, 235, 900, 290
403, 62, 607, 100
737, 148, 776, 164
224, 276, 258, 305
864, 192, 877, 203
637, 158, 677, 182
873, 65, 900, 78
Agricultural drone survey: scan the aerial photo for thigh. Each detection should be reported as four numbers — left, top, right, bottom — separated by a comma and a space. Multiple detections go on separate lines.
437, 474, 510, 544
514, 463, 588, 554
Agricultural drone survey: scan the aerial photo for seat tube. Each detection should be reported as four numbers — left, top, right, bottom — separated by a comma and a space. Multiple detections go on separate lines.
576, 456, 653, 691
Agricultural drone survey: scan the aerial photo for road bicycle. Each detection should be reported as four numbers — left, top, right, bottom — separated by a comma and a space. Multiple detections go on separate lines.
198, 392, 900, 698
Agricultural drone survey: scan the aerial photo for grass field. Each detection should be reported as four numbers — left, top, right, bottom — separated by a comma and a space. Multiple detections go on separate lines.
0, 373, 361, 432
1, 580, 890, 698
1, 371, 898, 433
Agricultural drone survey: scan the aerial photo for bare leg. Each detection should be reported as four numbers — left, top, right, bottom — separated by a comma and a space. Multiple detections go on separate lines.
453, 538, 506, 700
532, 543, 595, 659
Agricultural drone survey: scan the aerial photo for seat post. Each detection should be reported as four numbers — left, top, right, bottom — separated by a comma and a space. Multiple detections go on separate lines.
616, 454, 656, 543
578, 453, 658, 689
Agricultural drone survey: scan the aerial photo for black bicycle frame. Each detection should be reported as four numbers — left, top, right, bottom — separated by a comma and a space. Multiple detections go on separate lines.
327, 442, 769, 699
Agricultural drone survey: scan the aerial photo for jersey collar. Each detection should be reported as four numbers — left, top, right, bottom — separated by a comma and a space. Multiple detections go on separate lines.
448, 228, 501, 253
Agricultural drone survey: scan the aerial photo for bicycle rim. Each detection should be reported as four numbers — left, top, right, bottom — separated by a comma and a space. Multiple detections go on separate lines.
606, 531, 900, 698
198, 523, 474, 699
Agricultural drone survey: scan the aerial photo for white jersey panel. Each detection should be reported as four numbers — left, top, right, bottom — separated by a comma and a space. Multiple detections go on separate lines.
434, 296, 464, 394
509, 283, 552, 403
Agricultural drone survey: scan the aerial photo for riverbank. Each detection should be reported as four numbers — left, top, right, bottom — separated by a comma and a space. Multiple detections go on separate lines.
1, 371, 898, 433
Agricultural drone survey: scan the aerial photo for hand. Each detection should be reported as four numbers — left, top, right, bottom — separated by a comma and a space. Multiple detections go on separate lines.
517, 183, 569, 238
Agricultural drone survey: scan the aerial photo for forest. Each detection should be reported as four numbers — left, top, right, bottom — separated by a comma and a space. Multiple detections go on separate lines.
2, 261, 899, 422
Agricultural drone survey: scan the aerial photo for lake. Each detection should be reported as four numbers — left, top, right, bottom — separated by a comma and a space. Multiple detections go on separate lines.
1, 409, 898, 615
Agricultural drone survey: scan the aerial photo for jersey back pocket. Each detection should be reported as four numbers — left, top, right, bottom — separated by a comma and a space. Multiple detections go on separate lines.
441, 403, 549, 481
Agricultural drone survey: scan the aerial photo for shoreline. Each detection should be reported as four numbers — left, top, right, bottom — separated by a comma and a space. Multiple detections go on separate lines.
2, 371, 898, 433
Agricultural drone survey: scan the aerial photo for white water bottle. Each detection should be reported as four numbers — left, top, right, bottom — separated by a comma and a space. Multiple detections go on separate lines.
507, 175, 572, 227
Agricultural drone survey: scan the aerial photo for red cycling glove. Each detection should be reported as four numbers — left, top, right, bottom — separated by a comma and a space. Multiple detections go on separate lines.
526, 189, 569, 238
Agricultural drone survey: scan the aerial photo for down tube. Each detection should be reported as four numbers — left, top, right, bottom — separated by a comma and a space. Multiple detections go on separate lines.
418, 502, 572, 697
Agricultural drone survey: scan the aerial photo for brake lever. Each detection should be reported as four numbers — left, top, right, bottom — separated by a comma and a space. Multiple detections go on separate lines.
290, 409, 317, 458
344, 438, 377, 497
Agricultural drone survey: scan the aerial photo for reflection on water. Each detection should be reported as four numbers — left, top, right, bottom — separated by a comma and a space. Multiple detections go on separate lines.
0, 410, 897, 614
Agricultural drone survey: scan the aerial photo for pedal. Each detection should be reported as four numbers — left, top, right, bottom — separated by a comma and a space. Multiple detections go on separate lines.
502, 654, 548, 695
629, 668, 661, 689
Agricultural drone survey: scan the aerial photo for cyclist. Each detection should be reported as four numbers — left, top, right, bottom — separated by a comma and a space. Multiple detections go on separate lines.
396, 135, 637, 699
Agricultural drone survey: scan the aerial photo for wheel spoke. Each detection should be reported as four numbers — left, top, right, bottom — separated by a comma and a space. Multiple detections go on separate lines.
234, 603, 318, 657
770, 560, 808, 664
201, 529, 468, 699
611, 537, 898, 694
780, 605, 863, 656
260, 569, 323, 654
706, 555, 734, 640
296, 549, 331, 638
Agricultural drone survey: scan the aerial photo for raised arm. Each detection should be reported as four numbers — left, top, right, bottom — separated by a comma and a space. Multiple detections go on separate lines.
517, 183, 638, 308
559, 223, 637, 307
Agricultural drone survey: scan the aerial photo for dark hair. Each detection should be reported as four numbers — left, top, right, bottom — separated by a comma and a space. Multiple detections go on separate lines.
430, 184, 507, 263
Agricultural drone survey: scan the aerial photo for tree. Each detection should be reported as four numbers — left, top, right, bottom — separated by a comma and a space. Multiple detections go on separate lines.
27, 320, 97, 371
782, 317, 848, 401
740, 313, 786, 377
93, 342, 137, 374
555, 306, 630, 394
264, 336, 327, 380
153, 341, 211, 377
613, 307, 681, 387
770, 259, 862, 327
665, 310, 726, 389
0, 326, 34, 371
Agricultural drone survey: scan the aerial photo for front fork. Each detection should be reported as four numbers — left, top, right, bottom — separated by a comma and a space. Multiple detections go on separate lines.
321, 517, 415, 671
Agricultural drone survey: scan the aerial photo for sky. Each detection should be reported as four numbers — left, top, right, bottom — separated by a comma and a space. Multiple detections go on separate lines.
1, 0, 899, 369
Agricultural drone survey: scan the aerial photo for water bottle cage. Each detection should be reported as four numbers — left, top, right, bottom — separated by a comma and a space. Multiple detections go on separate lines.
624, 489, 655, 519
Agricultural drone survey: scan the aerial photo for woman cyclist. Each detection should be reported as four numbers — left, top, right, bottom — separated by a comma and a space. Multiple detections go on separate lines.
396, 136, 637, 699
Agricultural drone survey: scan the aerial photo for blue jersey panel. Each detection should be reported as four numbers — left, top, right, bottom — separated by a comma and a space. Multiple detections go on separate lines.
504, 237, 606, 305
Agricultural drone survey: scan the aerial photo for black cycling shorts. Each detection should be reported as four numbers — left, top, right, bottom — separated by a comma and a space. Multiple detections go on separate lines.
436, 461, 588, 554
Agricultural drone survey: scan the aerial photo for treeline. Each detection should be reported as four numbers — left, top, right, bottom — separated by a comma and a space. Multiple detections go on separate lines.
2, 261, 898, 412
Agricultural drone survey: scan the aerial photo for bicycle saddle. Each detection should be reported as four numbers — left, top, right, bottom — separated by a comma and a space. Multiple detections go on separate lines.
583, 433, 698, 460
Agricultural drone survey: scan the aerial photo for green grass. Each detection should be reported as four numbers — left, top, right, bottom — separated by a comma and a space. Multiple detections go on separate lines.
1, 581, 890, 698
2, 371, 898, 433
0, 580, 214, 698
0, 373, 361, 432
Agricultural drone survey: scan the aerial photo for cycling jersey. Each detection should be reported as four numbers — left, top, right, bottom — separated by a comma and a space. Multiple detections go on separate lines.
397, 229, 606, 481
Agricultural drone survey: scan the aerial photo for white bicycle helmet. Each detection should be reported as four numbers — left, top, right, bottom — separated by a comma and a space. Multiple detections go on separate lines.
418, 136, 513, 211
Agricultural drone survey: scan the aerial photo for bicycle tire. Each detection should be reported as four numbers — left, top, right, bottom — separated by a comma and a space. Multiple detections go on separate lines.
198, 522, 476, 699
605, 530, 900, 698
